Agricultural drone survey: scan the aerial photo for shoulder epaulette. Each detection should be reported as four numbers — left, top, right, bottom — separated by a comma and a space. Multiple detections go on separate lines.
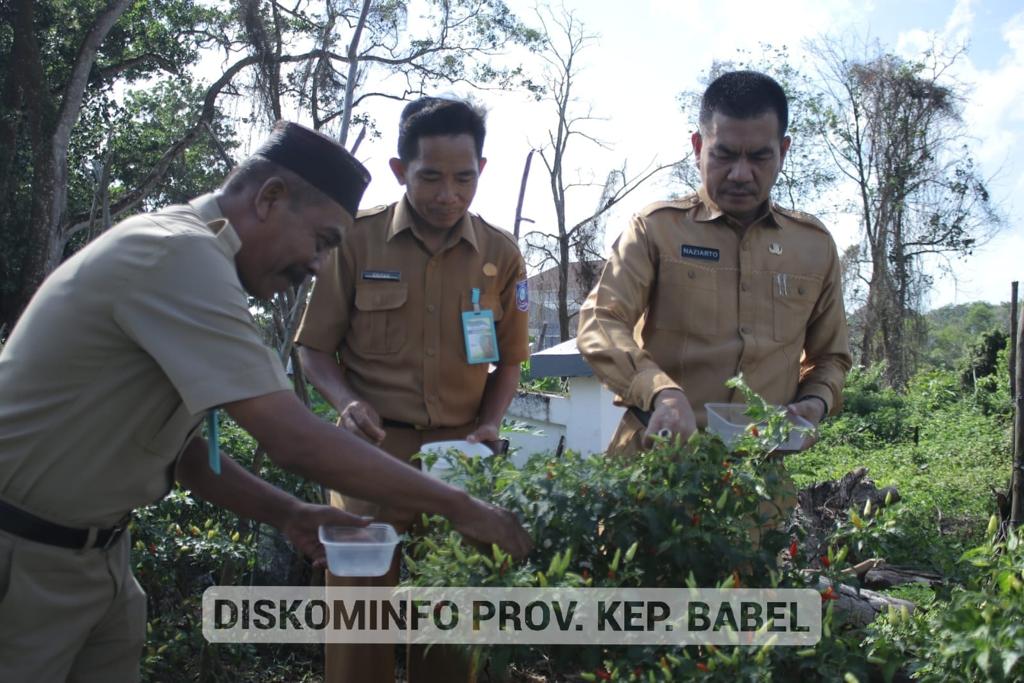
356, 204, 389, 219
474, 213, 518, 247
638, 195, 700, 217
773, 205, 831, 234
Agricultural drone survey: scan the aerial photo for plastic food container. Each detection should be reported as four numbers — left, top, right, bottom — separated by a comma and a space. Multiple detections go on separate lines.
319, 523, 399, 577
704, 403, 813, 452
419, 440, 493, 481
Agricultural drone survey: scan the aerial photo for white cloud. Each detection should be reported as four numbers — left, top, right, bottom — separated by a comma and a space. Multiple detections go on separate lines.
944, 0, 976, 40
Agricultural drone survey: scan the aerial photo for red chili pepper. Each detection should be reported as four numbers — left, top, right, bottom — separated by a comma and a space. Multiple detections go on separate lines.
596, 668, 611, 680
751, 426, 760, 437
691, 514, 701, 526
634, 667, 644, 676
607, 569, 617, 580
582, 568, 591, 580
721, 471, 732, 483
789, 540, 799, 558
820, 586, 838, 602
148, 543, 157, 555
732, 570, 742, 588
696, 661, 709, 672
820, 556, 831, 568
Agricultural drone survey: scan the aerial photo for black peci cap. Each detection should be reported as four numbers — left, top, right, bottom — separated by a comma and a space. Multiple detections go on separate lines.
254, 121, 371, 216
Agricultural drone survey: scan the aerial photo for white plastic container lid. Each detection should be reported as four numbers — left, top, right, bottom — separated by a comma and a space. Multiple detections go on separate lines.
419, 439, 493, 480
318, 523, 399, 577
705, 403, 813, 453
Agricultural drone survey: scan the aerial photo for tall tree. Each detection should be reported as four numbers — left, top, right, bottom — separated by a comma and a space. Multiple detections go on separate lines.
0, 0, 230, 331
0, 0, 542, 334
810, 40, 1000, 386
522, 6, 674, 342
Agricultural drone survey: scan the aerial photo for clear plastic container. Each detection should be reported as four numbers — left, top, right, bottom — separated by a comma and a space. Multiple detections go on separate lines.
419, 440, 493, 483
705, 403, 813, 452
319, 523, 399, 577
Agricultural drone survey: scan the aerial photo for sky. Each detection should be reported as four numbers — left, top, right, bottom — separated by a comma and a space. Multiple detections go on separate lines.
333, 0, 1024, 311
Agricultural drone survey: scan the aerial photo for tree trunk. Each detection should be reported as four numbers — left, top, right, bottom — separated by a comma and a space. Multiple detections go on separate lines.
9, 0, 133, 325
557, 237, 570, 342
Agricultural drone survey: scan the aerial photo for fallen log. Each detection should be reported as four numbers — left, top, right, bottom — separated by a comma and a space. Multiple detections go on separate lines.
816, 576, 916, 628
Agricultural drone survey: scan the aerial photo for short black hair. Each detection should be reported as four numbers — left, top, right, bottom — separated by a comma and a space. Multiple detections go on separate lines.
397, 97, 487, 163
699, 70, 789, 138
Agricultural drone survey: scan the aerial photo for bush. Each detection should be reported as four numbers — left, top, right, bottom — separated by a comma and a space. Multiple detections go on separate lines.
405, 381, 880, 681
865, 524, 1024, 683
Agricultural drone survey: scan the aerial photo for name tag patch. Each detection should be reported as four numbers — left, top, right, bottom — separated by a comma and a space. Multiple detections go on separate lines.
681, 245, 720, 261
362, 270, 401, 282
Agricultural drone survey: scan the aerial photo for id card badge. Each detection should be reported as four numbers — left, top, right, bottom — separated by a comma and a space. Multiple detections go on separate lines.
462, 288, 500, 365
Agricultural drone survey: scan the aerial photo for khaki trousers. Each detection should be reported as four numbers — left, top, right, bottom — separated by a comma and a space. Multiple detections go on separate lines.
325, 423, 477, 683
0, 528, 146, 683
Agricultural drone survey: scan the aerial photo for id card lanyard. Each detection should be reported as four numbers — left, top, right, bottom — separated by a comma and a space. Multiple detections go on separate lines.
206, 410, 221, 475
462, 287, 500, 365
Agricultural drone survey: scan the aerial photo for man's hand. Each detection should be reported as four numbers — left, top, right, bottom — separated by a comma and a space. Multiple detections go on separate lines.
338, 399, 386, 445
785, 397, 826, 451
280, 501, 371, 570
465, 422, 501, 453
644, 389, 697, 446
448, 495, 532, 561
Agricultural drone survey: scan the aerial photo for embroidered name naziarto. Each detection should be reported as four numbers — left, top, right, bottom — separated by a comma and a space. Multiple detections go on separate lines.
681, 245, 720, 262
361, 270, 401, 282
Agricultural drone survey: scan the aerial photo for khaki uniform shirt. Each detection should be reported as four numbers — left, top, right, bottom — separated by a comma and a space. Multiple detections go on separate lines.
0, 195, 291, 527
577, 188, 852, 427
296, 198, 529, 428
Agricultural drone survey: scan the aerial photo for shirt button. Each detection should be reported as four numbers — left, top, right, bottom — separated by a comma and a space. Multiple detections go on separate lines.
687, 270, 695, 279
426, 348, 435, 357
741, 282, 748, 292
740, 326, 750, 334
798, 286, 806, 295
427, 304, 436, 313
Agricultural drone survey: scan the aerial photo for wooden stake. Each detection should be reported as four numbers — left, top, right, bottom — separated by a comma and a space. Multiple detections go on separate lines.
1011, 281, 1023, 527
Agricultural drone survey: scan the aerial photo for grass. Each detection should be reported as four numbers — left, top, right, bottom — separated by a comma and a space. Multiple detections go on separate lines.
787, 395, 1012, 574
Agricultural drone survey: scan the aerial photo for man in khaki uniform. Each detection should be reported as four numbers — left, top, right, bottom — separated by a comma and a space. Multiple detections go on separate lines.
0, 122, 530, 683
297, 97, 529, 683
578, 70, 852, 458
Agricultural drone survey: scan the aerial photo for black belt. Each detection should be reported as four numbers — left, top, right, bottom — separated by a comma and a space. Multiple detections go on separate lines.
0, 498, 129, 551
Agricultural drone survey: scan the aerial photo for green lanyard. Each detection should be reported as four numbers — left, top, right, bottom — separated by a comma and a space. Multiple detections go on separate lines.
206, 409, 221, 475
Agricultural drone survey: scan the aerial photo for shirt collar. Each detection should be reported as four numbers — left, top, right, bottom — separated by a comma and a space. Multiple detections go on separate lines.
387, 196, 480, 252
188, 193, 242, 255
694, 186, 782, 229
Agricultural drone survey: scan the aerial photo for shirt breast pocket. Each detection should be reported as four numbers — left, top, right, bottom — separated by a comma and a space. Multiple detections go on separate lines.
353, 283, 408, 354
772, 273, 821, 343
653, 261, 719, 336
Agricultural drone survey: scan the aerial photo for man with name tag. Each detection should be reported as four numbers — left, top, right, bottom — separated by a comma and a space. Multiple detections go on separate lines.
577, 70, 852, 458
295, 97, 529, 683
0, 121, 531, 683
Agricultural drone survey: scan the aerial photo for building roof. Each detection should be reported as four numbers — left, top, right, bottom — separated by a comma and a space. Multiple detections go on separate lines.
530, 337, 593, 378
